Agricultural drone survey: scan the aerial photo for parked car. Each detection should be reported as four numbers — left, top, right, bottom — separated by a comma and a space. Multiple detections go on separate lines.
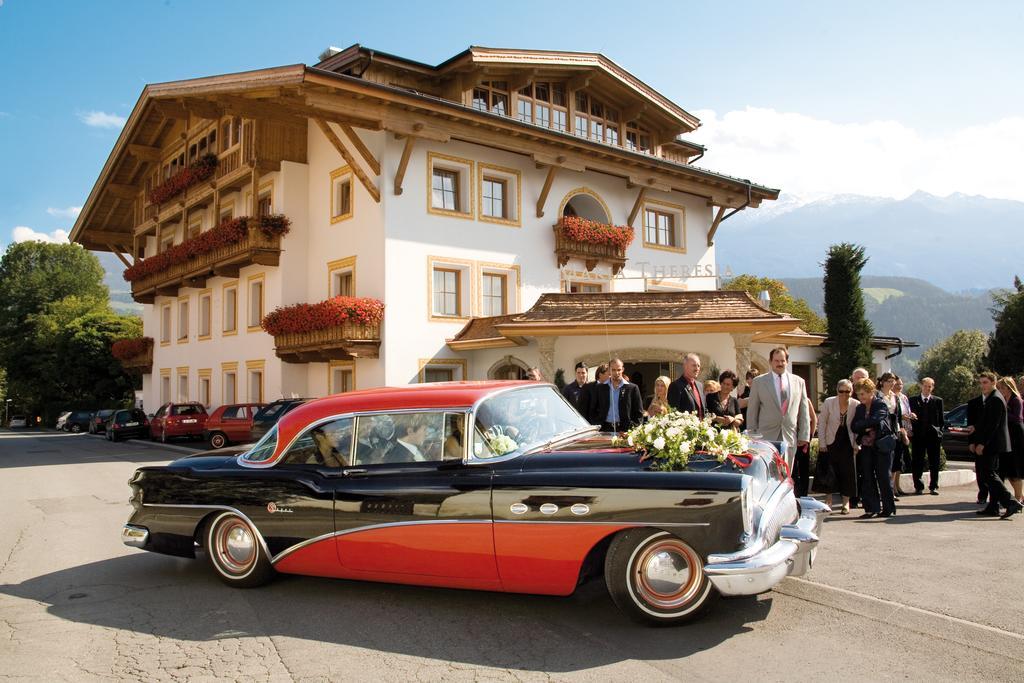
249, 398, 311, 442
55, 411, 72, 430
107, 409, 150, 442
942, 403, 970, 459
8, 415, 28, 429
121, 381, 828, 625
204, 403, 265, 449
89, 409, 117, 434
63, 410, 95, 433
149, 402, 209, 443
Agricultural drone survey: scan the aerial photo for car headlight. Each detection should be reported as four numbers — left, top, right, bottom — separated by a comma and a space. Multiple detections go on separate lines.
740, 475, 754, 536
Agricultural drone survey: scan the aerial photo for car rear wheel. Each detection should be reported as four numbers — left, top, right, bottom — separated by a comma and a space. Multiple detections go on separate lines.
209, 432, 228, 449
605, 529, 717, 625
70, 423, 82, 433
204, 512, 275, 587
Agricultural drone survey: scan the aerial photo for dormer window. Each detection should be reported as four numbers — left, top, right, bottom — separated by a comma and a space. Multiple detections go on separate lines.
626, 122, 652, 154
573, 93, 620, 145
516, 82, 568, 132
472, 81, 509, 116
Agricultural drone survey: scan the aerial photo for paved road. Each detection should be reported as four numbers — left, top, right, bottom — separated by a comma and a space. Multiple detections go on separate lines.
1, 429, 1022, 682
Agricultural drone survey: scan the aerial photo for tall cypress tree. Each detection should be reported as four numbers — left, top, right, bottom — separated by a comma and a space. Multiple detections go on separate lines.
820, 243, 874, 395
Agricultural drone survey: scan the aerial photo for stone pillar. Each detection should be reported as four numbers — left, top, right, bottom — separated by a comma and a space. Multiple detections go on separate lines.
731, 333, 754, 378
537, 336, 558, 383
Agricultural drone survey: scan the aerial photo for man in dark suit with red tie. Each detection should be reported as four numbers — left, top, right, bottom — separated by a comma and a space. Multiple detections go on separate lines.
908, 377, 944, 494
667, 353, 705, 418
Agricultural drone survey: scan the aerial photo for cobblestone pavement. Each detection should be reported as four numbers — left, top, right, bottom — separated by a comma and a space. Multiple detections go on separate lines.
1, 429, 1021, 682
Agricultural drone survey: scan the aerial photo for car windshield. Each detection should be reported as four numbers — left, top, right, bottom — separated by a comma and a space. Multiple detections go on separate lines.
473, 385, 591, 459
256, 403, 286, 420
98, 409, 115, 417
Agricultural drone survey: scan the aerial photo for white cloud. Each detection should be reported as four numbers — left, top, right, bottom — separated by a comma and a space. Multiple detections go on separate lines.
12, 226, 70, 244
46, 206, 82, 219
689, 107, 1024, 202
78, 110, 127, 129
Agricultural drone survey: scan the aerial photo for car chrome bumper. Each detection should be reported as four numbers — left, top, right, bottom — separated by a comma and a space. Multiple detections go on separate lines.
121, 524, 149, 548
703, 496, 830, 596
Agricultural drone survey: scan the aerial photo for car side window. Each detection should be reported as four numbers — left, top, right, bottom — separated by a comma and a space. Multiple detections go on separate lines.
221, 406, 243, 420
154, 405, 168, 418
281, 416, 354, 467
353, 412, 456, 466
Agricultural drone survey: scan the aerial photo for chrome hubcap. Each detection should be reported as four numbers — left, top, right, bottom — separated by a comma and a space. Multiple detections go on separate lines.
633, 539, 702, 609
216, 520, 255, 574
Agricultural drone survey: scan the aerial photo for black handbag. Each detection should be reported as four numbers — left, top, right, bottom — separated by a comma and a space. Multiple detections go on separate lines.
812, 449, 837, 493
876, 434, 897, 453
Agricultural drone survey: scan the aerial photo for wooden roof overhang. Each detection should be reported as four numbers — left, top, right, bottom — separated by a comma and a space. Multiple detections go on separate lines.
71, 63, 779, 253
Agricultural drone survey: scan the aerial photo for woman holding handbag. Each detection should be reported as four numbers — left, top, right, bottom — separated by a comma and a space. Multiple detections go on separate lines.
853, 377, 897, 518
817, 379, 860, 514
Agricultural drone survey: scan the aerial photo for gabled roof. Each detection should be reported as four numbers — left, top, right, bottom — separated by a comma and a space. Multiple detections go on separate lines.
449, 291, 803, 349
315, 44, 701, 131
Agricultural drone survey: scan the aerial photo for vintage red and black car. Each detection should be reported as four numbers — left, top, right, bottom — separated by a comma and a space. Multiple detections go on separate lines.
122, 381, 828, 625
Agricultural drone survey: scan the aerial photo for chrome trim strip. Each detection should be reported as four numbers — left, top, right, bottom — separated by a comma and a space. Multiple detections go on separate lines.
269, 517, 709, 565
269, 519, 491, 564
141, 503, 272, 559
493, 520, 711, 527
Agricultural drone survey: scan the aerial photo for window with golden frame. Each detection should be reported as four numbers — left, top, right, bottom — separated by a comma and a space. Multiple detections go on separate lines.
160, 372, 171, 404
247, 274, 264, 331
177, 297, 189, 342
569, 282, 603, 293
329, 361, 355, 394
198, 291, 212, 340
641, 200, 687, 252
427, 153, 473, 218
160, 304, 172, 345
222, 363, 238, 405
327, 256, 356, 298
432, 268, 461, 317
222, 283, 238, 335
573, 93, 620, 146
330, 166, 354, 223
481, 273, 507, 316
177, 371, 189, 402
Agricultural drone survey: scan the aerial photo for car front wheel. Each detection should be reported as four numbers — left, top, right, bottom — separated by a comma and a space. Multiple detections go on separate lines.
605, 529, 717, 625
204, 512, 275, 588
70, 424, 82, 433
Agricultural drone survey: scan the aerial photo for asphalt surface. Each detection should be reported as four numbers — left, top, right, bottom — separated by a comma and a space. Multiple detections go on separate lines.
1, 429, 1022, 681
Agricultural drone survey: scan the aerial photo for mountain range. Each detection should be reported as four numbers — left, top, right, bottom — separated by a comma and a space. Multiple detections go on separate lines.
718, 191, 1023, 292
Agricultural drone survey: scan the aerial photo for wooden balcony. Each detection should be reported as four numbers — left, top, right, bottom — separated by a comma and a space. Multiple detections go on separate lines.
274, 322, 382, 363
130, 228, 282, 304
553, 224, 628, 275
119, 347, 153, 374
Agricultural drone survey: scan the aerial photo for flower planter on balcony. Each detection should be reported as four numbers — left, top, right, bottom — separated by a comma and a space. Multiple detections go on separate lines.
112, 337, 154, 374
263, 296, 384, 363
553, 217, 632, 275
273, 322, 382, 362
126, 216, 288, 304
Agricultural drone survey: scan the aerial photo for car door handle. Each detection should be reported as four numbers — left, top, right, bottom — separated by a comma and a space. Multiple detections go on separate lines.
343, 468, 368, 476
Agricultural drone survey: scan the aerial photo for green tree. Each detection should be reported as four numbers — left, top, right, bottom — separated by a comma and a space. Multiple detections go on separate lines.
917, 329, 989, 406
819, 243, 874, 395
721, 275, 827, 333
985, 276, 1024, 376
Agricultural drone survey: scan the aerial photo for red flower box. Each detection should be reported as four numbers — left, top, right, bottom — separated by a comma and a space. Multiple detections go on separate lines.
111, 337, 154, 361
123, 214, 291, 282
147, 154, 218, 205
557, 216, 634, 250
261, 296, 385, 336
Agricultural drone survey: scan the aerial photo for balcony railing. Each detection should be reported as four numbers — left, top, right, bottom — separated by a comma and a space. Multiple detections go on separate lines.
112, 337, 154, 374
129, 227, 283, 304
119, 347, 154, 374
553, 220, 630, 275
274, 322, 382, 363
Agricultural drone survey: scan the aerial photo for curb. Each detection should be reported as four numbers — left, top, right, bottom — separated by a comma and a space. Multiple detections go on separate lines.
811, 467, 976, 492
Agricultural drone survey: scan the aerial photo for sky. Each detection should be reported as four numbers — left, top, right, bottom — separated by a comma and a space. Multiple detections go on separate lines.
1, 0, 1022, 249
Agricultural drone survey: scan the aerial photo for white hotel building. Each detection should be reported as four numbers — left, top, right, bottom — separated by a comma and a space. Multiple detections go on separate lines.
71, 45, 905, 411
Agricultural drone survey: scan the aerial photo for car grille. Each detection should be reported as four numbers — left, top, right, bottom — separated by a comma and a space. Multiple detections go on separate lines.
760, 494, 798, 547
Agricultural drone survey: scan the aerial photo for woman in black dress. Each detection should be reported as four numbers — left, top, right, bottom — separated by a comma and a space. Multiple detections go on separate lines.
818, 379, 860, 514
706, 370, 743, 431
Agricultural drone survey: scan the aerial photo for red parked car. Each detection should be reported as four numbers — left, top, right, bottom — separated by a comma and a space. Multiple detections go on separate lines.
204, 403, 265, 449
149, 402, 208, 443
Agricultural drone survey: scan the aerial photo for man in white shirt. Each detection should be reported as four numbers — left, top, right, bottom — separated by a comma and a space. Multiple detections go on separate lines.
746, 347, 810, 470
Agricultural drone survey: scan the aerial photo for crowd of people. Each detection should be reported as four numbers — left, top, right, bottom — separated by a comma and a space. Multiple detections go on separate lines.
556, 351, 1024, 521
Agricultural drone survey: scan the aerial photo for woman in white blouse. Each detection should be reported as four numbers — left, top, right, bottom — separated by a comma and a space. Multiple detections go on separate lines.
818, 379, 860, 514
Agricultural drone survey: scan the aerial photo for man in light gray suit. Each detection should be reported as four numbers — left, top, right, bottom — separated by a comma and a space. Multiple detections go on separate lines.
745, 347, 810, 476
